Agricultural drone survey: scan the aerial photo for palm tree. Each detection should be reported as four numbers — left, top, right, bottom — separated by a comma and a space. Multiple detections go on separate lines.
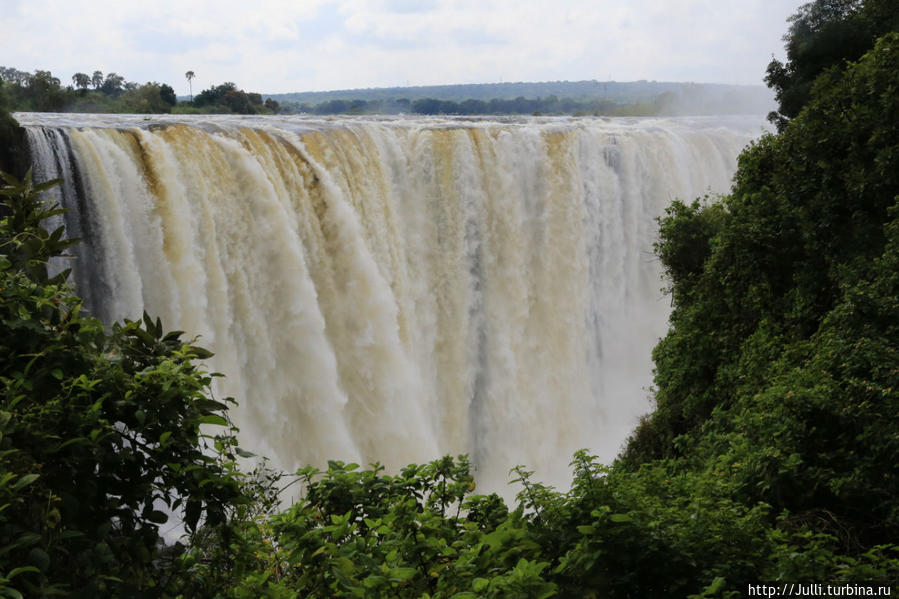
91, 70, 103, 90
185, 71, 195, 102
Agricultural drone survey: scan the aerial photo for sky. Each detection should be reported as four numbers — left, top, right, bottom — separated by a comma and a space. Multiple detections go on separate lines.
4, 0, 806, 95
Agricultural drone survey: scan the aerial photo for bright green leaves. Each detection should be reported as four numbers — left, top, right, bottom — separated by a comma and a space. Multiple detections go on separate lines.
237, 457, 558, 599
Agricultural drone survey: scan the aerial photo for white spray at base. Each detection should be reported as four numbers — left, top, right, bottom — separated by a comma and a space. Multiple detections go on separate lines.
19, 113, 760, 493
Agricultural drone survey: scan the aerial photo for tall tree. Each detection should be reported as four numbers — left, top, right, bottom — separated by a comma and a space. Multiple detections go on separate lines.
765, 0, 899, 129
90, 70, 103, 90
25, 70, 65, 111
71, 72, 90, 91
159, 82, 177, 106
100, 72, 125, 96
185, 70, 195, 102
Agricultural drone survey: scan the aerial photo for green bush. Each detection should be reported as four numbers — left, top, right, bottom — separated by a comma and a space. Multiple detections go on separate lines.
0, 171, 262, 597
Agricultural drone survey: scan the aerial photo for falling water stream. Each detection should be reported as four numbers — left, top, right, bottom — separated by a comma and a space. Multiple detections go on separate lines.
18, 113, 760, 491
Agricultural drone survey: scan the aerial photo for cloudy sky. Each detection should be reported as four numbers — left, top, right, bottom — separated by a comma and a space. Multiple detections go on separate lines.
5, 0, 804, 95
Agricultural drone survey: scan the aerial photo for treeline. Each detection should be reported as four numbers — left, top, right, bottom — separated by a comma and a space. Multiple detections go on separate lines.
282, 94, 665, 116
269, 79, 774, 112
0, 67, 279, 115
272, 80, 774, 116
1, 66, 176, 114
1, 65, 772, 118
278, 84, 771, 116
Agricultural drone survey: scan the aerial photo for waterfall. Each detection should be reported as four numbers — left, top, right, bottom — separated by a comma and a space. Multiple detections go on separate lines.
18, 113, 760, 491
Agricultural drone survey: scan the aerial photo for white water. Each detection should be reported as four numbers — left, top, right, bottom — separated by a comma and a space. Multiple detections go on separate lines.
19, 113, 760, 492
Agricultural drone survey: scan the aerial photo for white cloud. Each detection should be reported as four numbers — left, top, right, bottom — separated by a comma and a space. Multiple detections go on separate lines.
4, 0, 804, 94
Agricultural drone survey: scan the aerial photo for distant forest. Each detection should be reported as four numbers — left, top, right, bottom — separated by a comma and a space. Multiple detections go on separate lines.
270, 80, 775, 116
0, 66, 773, 116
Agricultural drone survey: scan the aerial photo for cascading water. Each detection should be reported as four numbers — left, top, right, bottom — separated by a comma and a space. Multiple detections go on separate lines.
17, 113, 760, 491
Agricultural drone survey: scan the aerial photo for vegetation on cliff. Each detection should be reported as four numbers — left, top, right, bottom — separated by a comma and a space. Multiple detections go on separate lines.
0, 171, 277, 597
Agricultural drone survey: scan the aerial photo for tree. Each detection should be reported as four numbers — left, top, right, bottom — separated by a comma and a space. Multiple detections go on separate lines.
159, 82, 177, 106
118, 83, 177, 114
264, 97, 280, 113
100, 72, 125, 96
185, 70, 195, 102
24, 70, 66, 111
71, 72, 90, 91
0, 67, 31, 86
91, 70, 103, 90
625, 32, 899, 568
765, 0, 899, 129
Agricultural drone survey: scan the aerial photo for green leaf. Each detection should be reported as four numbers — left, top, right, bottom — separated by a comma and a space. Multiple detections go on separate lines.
13, 474, 40, 490
7, 566, 39, 578
389, 567, 416, 581
186, 345, 214, 359
362, 575, 387, 588
1, 587, 23, 599
142, 312, 155, 335
196, 414, 228, 427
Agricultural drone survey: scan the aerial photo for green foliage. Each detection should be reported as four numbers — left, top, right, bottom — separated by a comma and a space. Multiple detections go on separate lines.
547, 454, 774, 598
237, 457, 556, 599
116, 83, 179, 114
620, 29, 899, 593
192, 82, 274, 115
765, 0, 899, 128
0, 171, 260, 597
206, 447, 891, 599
